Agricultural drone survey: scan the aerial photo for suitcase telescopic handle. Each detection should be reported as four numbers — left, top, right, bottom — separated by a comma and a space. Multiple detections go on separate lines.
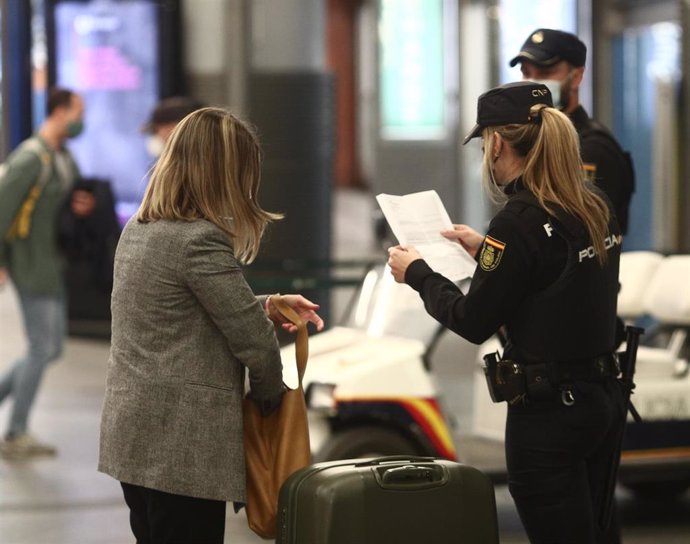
354, 456, 436, 467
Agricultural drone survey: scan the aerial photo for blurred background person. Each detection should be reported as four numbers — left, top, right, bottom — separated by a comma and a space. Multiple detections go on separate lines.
511, 28, 635, 236
141, 96, 205, 158
0, 87, 91, 458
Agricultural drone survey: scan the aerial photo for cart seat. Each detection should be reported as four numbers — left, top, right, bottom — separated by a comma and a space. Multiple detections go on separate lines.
618, 251, 663, 320
643, 255, 690, 326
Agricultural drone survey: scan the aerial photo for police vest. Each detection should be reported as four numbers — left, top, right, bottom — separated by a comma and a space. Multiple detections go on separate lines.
503, 191, 621, 363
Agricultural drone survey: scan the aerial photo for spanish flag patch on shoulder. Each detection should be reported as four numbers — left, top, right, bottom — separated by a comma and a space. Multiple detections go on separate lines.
583, 162, 597, 183
479, 236, 506, 272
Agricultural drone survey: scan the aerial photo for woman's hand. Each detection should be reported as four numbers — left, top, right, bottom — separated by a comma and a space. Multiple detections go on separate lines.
387, 245, 422, 283
441, 224, 484, 258
266, 294, 325, 333
70, 189, 96, 218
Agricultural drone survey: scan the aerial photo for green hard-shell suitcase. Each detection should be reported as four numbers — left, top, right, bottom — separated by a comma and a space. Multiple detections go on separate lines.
276, 456, 499, 544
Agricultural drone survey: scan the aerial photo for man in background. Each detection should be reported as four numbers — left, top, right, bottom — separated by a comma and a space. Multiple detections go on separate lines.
511, 28, 635, 235
0, 88, 89, 458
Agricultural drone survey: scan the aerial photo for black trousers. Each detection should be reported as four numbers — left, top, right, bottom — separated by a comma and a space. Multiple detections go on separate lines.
121, 482, 226, 544
505, 378, 624, 544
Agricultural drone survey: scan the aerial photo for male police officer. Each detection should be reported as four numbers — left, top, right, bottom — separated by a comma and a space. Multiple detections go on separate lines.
511, 28, 635, 235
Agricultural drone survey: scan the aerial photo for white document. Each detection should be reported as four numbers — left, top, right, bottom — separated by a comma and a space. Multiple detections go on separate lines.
376, 190, 477, 283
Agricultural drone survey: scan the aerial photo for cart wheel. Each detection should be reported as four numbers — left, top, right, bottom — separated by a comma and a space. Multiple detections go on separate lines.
314, 426, 425, 462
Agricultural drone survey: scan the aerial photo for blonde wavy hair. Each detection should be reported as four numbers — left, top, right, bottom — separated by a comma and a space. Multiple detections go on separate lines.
481, 104, 611, 265
137, 107, 282, 264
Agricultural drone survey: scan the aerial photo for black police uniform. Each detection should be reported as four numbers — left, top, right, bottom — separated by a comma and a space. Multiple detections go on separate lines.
405, 179, 625, 543
510, 28, 635, 236
571, 105, 635, 235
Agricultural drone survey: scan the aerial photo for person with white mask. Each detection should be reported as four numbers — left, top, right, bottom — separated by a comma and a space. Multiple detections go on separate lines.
141, 96, 205, 158
511, 29, 635, 237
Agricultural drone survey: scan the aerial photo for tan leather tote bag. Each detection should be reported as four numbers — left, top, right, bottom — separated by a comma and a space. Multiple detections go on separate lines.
243, 294, 311, 539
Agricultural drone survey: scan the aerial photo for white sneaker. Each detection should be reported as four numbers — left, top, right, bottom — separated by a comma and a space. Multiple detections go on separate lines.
0, 434, 57, 459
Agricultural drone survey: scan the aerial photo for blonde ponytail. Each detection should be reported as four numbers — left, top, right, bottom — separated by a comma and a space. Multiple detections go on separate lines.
482, 104, 611, 265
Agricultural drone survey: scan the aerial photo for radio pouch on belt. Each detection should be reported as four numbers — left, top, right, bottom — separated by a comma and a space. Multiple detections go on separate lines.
482, 352, 526, 405
524, 364, 554, 401
483, 352, 503, 402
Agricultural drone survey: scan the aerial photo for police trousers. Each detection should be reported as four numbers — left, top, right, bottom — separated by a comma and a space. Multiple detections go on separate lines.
505, 378, 624, 544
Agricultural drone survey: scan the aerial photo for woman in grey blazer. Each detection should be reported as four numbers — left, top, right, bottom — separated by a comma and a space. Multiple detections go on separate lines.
98, 107, 323, 544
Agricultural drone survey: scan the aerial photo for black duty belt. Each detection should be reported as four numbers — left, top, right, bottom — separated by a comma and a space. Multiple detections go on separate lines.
483, 352, 620, 406
527, 354, 620, 385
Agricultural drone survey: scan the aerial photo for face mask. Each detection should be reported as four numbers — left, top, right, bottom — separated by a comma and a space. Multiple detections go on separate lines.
531, 79, 563, 109
146, 135, 165, 158
66, 120, 84, 138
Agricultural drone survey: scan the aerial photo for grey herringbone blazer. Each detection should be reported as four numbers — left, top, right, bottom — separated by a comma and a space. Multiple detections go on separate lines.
98, 218, 283, 502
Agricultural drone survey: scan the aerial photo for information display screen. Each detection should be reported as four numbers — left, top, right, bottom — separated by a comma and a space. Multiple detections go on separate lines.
53, 0, 160, 224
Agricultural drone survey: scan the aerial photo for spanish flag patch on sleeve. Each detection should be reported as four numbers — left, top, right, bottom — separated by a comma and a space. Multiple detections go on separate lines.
479, 236, 506, 272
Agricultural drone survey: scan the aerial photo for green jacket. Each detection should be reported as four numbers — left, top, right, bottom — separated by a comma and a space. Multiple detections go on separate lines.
0, 135, 79, 295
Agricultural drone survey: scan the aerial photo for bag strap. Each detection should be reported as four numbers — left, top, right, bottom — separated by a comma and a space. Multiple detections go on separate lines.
15, 137, 53, 190
4, 139, 53, 241
268, 294, 309, 386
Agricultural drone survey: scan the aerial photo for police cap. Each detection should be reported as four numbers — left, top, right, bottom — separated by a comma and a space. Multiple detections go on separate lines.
509, 29, 586, 68
141, 96, 204, 133
462, 81, 553, 145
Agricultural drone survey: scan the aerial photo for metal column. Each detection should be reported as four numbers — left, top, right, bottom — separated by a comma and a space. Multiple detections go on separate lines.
1, 0, 33, 154
247, 0, 334, 324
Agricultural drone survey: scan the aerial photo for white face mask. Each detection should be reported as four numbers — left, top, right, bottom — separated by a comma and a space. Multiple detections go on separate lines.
146, 135, 165, 158
531, 79, 562, 109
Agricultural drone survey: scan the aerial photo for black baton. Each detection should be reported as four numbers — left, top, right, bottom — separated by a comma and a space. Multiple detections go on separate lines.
599, 325, 644, 530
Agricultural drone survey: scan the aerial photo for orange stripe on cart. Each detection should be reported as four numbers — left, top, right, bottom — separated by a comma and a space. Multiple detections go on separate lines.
621, 447, 690, 461
334, 396, 458, 460
399, 398, 458, 461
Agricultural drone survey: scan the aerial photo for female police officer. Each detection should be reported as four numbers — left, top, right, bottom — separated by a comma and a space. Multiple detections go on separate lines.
388, 81, 624, 543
